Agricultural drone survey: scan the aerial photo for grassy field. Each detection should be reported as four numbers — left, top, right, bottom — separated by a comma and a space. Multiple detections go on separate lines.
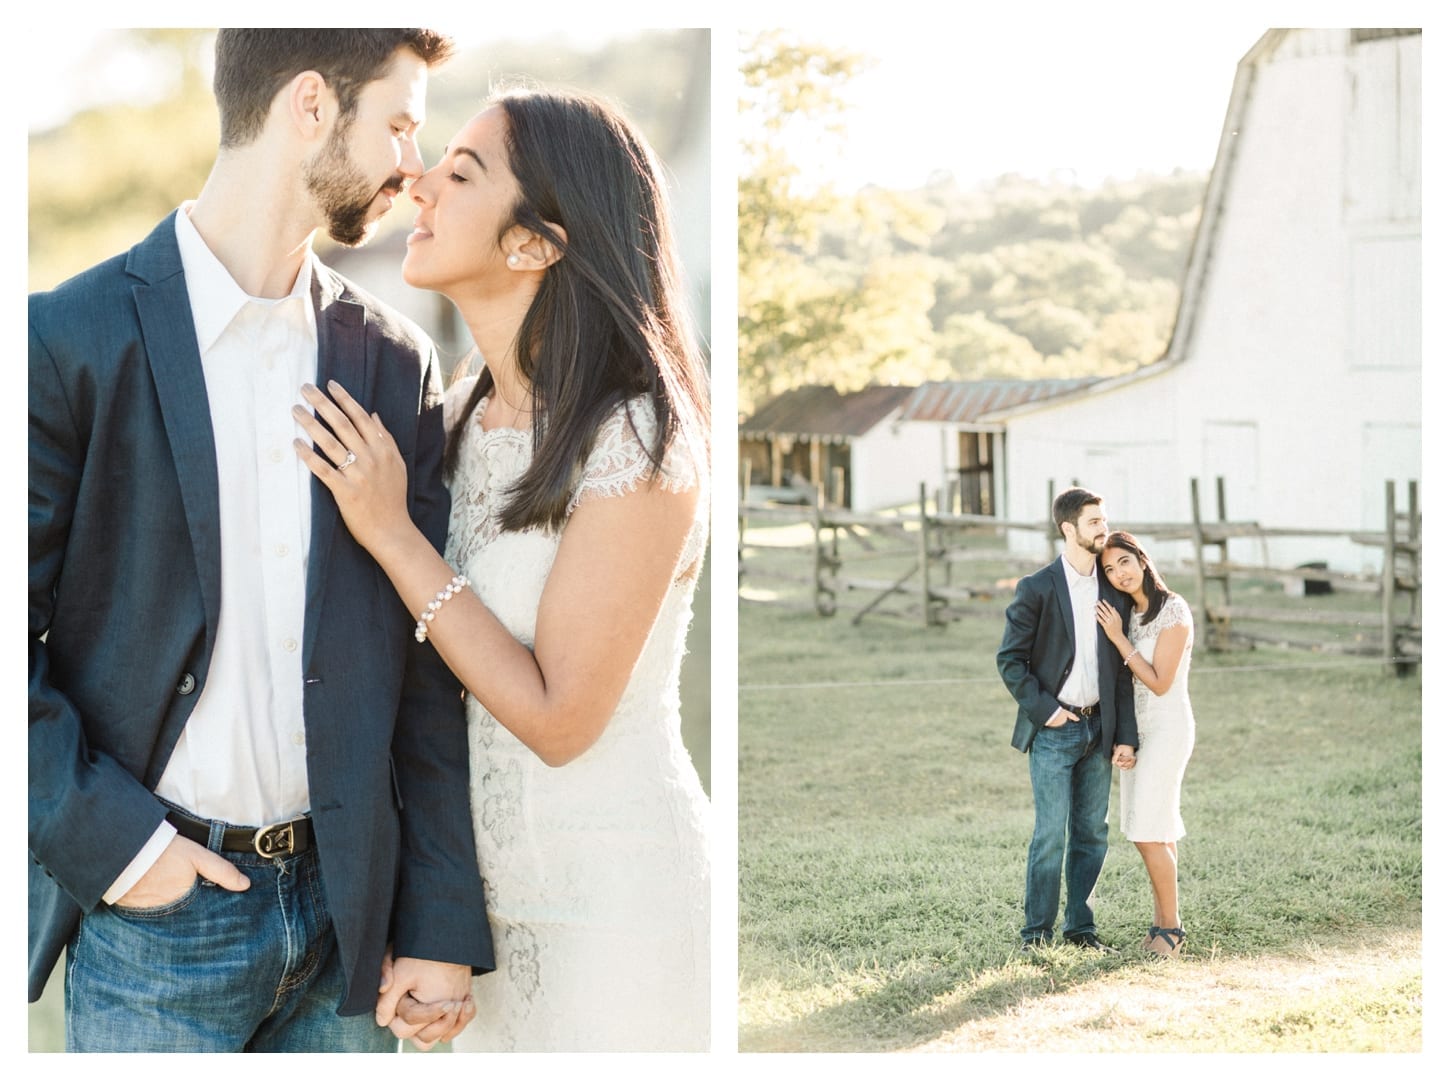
738, 526, 1422, 1053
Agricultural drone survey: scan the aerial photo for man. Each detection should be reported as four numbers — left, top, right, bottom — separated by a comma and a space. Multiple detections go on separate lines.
997, 486, 1138, 951
29, 29, 492, 1051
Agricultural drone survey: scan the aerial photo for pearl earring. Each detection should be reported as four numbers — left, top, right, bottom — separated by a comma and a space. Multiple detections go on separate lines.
507, 254, 520, 267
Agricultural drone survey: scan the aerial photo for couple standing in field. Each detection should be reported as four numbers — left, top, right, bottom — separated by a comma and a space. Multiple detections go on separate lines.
998, 486, 1197, 957
29, 28, 709, 1052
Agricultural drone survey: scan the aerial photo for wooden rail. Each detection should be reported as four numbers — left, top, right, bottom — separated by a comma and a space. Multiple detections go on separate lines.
739, 474, 1422, 676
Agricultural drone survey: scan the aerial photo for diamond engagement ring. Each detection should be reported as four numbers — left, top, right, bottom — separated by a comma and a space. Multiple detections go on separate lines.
338, 452, 358, 471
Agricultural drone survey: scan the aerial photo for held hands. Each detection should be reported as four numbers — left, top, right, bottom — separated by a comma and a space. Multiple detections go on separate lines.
1112, 744, 1137, 770
292, 381, 411, 556
376, 947, 477, 1050
113, 834, 250, 909
1094, 599, 1130, 649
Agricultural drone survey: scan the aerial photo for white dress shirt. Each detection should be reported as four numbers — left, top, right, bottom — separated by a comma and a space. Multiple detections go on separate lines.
104, 205, 318, 902
1056, 553, 1101, 712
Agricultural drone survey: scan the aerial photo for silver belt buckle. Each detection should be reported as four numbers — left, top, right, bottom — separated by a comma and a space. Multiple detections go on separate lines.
253, 820, 297, 857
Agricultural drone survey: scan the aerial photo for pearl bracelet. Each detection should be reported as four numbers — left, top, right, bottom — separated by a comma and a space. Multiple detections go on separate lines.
415, 574, 469, 643
1123, 649, 1139, 666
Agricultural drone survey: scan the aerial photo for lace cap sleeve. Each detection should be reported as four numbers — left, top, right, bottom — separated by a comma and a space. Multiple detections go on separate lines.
569, 398, 700, 512
1157, 594, 1194, 635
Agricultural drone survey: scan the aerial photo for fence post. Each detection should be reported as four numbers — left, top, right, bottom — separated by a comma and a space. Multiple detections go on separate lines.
1190, 477, 1204, 606
1382, 480, 1397, 675
1189, 478, 1216, 650
1408, 479, 1420, 625
936, 483, 953, 590
813, 500, 836, 617
738, 459, 751, 585
919, 482, 933, 627
1216, 475, 1231, 610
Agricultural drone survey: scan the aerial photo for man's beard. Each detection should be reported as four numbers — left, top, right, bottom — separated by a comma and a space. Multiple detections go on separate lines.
303, 120, 401, 247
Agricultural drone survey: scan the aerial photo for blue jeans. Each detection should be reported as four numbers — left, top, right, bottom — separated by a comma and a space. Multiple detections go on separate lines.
1023, 717, 1111, 942
64, 823, 396, 1053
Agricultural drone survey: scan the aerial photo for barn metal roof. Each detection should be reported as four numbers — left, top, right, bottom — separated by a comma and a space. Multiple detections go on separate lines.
739, 384, 916, 439
897, 379, 1101, 425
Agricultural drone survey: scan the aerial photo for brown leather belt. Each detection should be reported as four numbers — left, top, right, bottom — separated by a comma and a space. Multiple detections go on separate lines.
1061, 702, 1099, 718
166, 811, 313, 858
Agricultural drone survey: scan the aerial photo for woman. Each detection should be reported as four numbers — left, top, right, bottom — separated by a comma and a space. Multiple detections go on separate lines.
1094, 531, 1195, 957
292, 88, 710, 1049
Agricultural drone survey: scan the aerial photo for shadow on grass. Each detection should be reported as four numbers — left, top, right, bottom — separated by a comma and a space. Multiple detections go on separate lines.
739, 916, 1424, 1053
741, 942, 1146, 1052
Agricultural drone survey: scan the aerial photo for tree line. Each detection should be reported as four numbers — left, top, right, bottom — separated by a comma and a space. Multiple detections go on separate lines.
28, 29, 708, 294
739, 31, 1208, 416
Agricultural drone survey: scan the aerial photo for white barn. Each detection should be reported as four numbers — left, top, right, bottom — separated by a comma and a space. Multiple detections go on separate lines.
980, 28, 1421, 571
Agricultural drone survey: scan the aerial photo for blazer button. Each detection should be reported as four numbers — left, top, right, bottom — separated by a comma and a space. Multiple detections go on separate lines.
176, 673, 197, 695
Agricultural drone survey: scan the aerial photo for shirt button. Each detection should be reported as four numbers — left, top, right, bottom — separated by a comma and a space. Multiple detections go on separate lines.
270, 448, 285, 463
275, 544, 289, 558
283, 638, 298, 653
292, 732, 305, 746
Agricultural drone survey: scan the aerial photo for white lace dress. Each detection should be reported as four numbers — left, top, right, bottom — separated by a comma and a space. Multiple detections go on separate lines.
442, 377, 710, 1052
1119, 594, 1196, 843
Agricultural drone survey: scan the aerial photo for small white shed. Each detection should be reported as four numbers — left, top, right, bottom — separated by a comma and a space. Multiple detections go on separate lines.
740, 384, 939, 510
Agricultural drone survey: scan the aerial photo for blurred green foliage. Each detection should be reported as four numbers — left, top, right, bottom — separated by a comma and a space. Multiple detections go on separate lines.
28, 28, 709, 292
738, 32, 1209, 415
739, 31, 945, 414
28, 30, 219, 291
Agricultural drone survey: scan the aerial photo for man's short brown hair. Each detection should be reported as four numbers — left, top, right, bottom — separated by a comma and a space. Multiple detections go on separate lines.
1052, 486, 1104, 536
214, 29, 454, 148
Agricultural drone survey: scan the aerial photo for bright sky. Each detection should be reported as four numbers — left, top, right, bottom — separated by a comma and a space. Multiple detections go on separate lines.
767, 19, 1276, 191
24, 18, 1392, 191
25, 26, 627, 134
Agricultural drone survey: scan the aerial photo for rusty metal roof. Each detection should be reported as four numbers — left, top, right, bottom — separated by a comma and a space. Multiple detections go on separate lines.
897, 379, 1102, 424
740, 384, 917, 439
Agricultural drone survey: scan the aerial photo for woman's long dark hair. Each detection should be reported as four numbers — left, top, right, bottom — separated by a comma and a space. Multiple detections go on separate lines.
1102, 530, 1174, 623
442, 86, 709, 532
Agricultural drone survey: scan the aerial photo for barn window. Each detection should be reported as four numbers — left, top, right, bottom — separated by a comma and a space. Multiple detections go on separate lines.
957, 430, 995, 516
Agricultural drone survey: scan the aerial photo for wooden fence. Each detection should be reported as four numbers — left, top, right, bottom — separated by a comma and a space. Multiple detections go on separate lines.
738, 477, 1421, 675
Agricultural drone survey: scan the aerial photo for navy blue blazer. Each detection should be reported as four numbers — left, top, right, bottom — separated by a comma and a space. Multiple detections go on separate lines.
28, 213, 493, 1014
997, 558, 1138, 758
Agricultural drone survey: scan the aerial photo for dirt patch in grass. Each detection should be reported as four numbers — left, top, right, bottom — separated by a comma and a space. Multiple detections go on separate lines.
910, 928, 1420, 1053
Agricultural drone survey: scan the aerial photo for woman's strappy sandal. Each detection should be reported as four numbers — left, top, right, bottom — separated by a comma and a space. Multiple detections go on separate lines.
1148, 926, 1185, 957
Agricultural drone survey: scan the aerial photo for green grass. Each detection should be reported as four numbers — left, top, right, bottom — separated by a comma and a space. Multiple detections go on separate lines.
738, 534, 1422, 1052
